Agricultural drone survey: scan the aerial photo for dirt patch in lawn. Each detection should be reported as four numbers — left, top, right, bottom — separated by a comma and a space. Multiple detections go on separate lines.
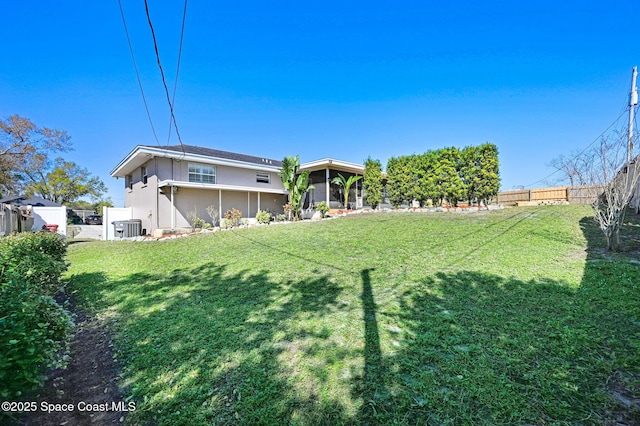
19, 299, 128, 426
603, 371, 640, 425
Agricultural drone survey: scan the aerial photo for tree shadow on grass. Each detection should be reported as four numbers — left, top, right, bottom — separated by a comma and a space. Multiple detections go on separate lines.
356, 214, 640, 425
68, 262, 352, 425
354, 268, 388, 425
364, 265, 638, 425
61, 211, 640, 424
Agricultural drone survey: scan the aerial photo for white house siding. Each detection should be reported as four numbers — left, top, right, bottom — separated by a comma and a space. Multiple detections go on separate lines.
117, 148, 290, 233
171, 162, 284, 193
172, 187, 218, 228
165, 187, 286, 228
259, 193, 288, 215
221, 190, 250, 218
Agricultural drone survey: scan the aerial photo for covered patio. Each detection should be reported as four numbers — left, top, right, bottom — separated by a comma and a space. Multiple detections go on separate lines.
299, 158, 366, 210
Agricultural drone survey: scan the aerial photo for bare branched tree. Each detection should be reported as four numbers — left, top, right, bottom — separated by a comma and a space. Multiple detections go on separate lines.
582, 133, 640, 250
549, 149, 593, 187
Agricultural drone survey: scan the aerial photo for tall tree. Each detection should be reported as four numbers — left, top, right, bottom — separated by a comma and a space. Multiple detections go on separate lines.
386, 156, 413, 208
24, 158, 107, 205
279, 155, 314, 220
474, 143, 501, 205
0, 115, 71, 196
93, 197, 114, 213
463, 143, 500, 205
363, 157, 383, 209
436, 147, 466, 207
411, 152, 438, 206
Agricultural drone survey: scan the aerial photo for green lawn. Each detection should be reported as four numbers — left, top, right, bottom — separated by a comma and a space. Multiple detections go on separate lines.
67, 206, 640, 425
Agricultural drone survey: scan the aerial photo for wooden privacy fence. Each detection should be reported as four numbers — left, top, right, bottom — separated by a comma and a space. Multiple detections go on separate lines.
498, 186, 603, 206
0, 204, 34, 236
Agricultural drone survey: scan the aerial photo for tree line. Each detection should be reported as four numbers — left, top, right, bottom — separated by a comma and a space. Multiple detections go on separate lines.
0, 115, 112, 209
364, 143, 500, 208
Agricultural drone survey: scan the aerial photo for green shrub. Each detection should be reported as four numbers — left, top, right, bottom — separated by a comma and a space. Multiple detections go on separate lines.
276, 213, 287, 222
224, 208, 242, 227
0, 232, 73, 399
256, 210, 271, 225
316, 201, 330, 217
0, 232, 68, 296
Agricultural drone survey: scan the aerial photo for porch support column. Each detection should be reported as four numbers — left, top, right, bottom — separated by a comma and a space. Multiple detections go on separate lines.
219, 189, 222, 223
247, 192, 251, 218
170, 185, 175, 229
258, 192, 261, 212
326, 168, 330, 206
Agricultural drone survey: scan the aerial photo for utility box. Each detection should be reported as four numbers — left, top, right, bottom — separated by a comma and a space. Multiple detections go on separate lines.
112, 219, 142, 238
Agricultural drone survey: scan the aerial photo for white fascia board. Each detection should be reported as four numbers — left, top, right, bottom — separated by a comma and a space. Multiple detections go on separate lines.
110, 145, 155, 177
158, 180, 288, 195
300, 158, 365, 173
111, 146, 282, 178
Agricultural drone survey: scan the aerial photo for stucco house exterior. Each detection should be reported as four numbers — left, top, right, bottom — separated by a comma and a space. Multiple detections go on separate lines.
110, 144, 366, 235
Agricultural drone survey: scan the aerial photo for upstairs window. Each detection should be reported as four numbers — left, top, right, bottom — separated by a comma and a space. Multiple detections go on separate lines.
189, 163, 216, 184
141, 166, 148, 185
256, 172, 270, 184
125, 174, 132, 190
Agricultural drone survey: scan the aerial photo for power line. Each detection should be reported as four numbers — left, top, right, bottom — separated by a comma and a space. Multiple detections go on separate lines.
143, 0, 186, 154
117, 0, 160, 146
167, 0, 188, 145
523, 108, 630, 188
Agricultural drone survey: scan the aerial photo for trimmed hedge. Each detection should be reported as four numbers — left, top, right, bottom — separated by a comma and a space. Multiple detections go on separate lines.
0, 232, 73, 398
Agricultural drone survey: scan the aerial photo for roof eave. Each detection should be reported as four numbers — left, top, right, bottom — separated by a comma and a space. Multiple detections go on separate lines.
111, 146, 282, 178
299, 158, 366, 173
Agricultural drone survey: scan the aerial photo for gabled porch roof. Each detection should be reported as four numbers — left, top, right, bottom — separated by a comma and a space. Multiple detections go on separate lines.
299, 158, 365, 174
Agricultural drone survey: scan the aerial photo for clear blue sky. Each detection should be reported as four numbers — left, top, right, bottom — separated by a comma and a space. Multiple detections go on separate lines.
1, 1, 638, 206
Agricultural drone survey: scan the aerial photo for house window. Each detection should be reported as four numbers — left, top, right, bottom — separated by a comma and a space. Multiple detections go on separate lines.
256, 172, 270, 184
189, 163, 216, 184
141, 166, 148, 185
125, 174, 132, 190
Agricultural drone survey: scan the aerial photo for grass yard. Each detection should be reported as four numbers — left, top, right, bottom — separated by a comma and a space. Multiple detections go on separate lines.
66, 205, 640, 425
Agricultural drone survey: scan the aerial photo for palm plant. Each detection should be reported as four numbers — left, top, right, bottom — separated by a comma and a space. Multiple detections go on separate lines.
332, 173, 363, 209
279, 155, 314, 220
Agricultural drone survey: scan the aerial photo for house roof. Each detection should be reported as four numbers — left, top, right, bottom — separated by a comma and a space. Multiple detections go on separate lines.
299, 158, 366, 174
151, 145, 283, 168
111, 144, 283, 177
0, 195, 63, 207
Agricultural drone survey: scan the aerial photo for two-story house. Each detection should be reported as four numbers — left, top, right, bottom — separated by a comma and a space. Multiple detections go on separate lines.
110, 144, 367, 235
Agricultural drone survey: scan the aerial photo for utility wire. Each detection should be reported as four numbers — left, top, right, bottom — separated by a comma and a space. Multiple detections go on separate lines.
524, 108, 629, 188
143, 0, 186, 154
167, 0, 188, 146
117, 0, 160, 146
